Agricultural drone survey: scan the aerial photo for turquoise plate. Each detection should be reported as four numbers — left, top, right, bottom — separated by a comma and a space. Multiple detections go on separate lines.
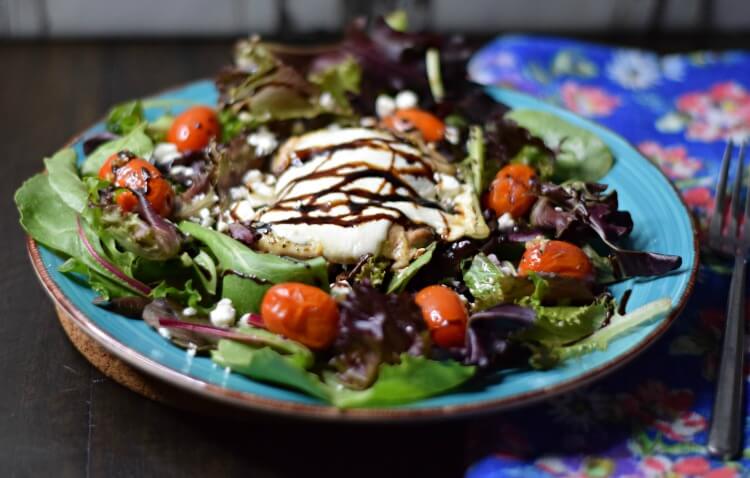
27, 80, 698, 421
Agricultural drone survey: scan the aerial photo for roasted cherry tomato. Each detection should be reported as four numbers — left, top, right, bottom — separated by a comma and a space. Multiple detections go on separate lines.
382, 108, 445, 142
99, 152, 174, 217
166, 105, 220, 152
485, 163, 537, 218
261, 283, 339, 349
518, 240, 593, 280
414, 285, 468, 348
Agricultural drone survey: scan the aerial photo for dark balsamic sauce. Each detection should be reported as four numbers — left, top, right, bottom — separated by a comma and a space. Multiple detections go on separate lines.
262, 136, 450, 232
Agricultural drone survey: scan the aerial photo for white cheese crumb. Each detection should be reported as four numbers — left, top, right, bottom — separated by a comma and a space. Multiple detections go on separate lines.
246, 128, 278, 156
251, 182, 274, 198
554, 206, 563, 212
395, 90, 418, 110
243, 169, 263, 185
237, 313, 253, 327
182, 307, 197, 317
497, 212, 515, 231
169, 165, 194, 177
158, 327, 171, 339
216, 218, 229, 232
198, 208, 214, 228
209, 298, 236, 328
186, 343, 197, 358
330, 281, 352, 299
229, 186, 250, 200
152, 142, 181, 167
360, 116, 377, 127
231, 200, 256, 223
319, 91, 336, 110
436, 173, 461, 196
375, 94, 396, 118
445, 126, 460, 145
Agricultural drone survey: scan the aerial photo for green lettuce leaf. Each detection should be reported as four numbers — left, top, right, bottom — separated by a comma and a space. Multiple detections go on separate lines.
221, 274, 270, 315
387, 242, 436, 293
459, 125, 486, 193
308, 56, 361, 115
179, 221, 328, 288
511, 144, 555, 180
211, 340, 474, 408
517, 297, 610, 348
150, 279, 202, 309
81, 125, 154, 176
44, 149, 87, 213
328, 355, 475, 408
16, 173, 81, 257
105, 100, 144, 135
463, 253, 533, 310
505, 109, 613, 182
530, 297, 672, 367
353, 255, 390, 288
211, 340, 328, 399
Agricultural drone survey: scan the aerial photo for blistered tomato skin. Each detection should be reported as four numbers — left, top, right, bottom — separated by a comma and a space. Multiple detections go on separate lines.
486, 163, 537, 218
166, 106, 220, 152
414, 285, 468, 348
98, 153, 174, 217
261, 283, 340, 350
518, 240, 593, 280
382, 108, 445, 142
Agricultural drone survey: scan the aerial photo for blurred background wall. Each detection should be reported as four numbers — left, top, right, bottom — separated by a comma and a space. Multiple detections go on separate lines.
1, 0, 748, 38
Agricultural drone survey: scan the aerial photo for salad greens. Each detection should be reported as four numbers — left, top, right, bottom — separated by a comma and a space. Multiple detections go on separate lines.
506, 109, 613, 182
15, 13, 684, 409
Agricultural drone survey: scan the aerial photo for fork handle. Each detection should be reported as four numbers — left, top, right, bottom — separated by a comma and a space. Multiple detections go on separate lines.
708, 255, 747, 459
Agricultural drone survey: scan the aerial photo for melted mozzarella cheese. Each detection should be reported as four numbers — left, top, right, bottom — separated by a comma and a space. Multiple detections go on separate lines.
256, 128, 488, 263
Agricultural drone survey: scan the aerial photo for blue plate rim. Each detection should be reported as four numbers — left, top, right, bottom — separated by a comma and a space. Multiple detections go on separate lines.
25, 82, 699, 422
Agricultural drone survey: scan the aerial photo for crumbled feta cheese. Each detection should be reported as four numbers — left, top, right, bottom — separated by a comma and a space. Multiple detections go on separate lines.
554, 206, 563, 212
319, 91, 336, 110
229, 186, 250, 200
264, 175, 276, 185
436, 173, 461, 196
246, 128, 278, 156
243, 169, 263, 185
209, 298, 236, 328
198, 208, 215, 228
444, 126, 460, 145
375, 94, 396, 118
251, 182, 274, 198
216, 218, 229, 232
237, 313, 253, 327
231, 200, 256, 222
360, 116, 377, 127
395, 90, 418, 109
169, 165, 194, 178
182, 307, 197, 317
152, 142, 181, 167
186, 343, 197, 358
497, 212, 515, 231
158, 327, 171, 339
330, 281, 352, 299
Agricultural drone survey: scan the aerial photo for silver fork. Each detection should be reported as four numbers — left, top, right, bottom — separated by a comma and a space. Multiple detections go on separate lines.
707, 140, 748, 459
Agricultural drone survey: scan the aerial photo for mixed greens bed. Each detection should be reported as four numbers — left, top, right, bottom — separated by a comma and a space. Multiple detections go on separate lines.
16, 15, 682, 408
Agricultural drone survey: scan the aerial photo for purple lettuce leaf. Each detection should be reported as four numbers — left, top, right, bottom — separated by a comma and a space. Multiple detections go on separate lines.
329, 283, 429, 390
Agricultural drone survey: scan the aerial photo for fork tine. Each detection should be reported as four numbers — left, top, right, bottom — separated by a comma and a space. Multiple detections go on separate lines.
710, 141, 734, 244
739, 141, 750, 246
728, 142, 745, 242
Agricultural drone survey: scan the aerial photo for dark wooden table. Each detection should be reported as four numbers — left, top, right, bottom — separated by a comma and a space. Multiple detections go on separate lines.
0, 40, 476, 478
2, 35, 748, 477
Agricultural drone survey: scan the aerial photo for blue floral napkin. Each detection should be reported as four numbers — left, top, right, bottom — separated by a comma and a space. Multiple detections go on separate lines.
465, 35, 750, 478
